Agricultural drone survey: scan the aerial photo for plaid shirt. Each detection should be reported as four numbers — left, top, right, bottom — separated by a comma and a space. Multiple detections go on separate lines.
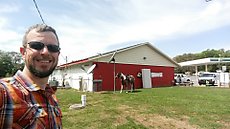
0, 71, 62, 129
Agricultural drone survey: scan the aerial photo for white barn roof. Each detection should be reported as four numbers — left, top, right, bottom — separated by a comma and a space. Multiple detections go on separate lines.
59, 42, 179, 68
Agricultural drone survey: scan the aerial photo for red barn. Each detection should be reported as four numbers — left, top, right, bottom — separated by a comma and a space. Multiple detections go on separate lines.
51, 42, 179, 91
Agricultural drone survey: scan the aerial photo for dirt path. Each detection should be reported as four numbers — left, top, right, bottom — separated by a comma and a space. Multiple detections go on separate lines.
115, 105, 200, 129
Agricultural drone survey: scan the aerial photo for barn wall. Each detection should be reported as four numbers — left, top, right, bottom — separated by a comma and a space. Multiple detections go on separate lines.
93, 62, 174, 91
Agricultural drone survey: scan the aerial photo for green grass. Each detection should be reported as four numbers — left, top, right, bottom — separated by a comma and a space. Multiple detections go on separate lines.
56, 87, 230, 129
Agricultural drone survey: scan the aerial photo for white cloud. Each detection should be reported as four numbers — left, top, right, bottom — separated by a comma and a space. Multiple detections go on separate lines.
0, 16, 22, 52
47, 0, 230, 63
1, 0, 230, 64
182, 0, 230, 34
0, 3, 19, 13
0, 2, 22, 52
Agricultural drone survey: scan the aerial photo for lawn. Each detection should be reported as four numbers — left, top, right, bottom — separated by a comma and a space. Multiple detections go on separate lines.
56, 86, 230, 129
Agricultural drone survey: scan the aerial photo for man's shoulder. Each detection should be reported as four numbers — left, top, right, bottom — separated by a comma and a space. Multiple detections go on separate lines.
0, 77, 13, 83
1, 77, 12, 81
0, 77, 13, 88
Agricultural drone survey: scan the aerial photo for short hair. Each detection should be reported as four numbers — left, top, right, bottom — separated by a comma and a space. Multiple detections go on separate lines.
22, 24, 59, 47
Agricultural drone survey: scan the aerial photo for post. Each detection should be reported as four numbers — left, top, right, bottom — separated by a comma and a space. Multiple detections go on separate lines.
108, 51, 117, 93
113, 61, 116, 93
81, 95, 86, 107
195, 65, 198, 86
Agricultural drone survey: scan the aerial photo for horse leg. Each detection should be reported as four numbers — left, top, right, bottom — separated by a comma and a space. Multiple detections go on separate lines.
132, 82, 135, 92
120, 84, 123, 93
130, 83, 133, 92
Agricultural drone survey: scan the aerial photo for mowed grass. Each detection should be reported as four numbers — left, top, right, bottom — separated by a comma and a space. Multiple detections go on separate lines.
56, 86, 230, 129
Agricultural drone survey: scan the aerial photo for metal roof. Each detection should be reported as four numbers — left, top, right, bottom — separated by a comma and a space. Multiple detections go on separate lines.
179, 58, 230, 66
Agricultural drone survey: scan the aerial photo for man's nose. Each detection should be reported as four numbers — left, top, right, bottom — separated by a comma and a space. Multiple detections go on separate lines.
40, 46, 50, 54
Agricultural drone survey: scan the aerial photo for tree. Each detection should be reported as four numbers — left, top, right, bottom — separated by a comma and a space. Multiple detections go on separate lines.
0, 51, 24, 77
0, 53, 14, 77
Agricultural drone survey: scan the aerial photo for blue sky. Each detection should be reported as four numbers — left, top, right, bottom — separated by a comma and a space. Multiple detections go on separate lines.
0, 0, 229, 64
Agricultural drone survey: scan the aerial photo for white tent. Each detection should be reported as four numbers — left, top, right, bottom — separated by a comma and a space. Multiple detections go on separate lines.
179, 58, 230, 74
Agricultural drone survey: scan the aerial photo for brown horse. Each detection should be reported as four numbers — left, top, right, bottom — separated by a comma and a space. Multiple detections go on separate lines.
116, 72, 135, 93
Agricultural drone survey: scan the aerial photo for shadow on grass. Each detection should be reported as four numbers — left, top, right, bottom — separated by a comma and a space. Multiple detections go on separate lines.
99, 90, 142, 94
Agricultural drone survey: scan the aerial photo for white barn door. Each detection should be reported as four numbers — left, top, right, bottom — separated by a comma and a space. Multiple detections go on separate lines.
141, 69, 152, 88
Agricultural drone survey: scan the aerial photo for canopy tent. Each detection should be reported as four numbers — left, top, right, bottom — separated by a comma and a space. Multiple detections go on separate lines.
178, 58, 230, 74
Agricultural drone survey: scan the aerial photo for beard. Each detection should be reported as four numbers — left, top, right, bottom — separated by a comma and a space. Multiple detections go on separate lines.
24, 53, 59, 78
26, 55, 58, 78
28, 63, 57, 78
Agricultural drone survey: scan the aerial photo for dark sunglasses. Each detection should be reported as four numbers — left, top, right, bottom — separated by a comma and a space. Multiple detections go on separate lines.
27, 41, 60, 53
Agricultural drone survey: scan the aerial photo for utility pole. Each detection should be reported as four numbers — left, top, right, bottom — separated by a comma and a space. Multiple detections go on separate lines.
65, 56, 68, 64
108, 51, 117, 93
61, 54, 68, 87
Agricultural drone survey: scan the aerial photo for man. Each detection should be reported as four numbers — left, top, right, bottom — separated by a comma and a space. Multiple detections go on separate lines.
0, 24, 62, 129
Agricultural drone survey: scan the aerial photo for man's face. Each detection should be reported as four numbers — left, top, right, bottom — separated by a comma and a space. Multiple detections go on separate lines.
21, 29, 60, 78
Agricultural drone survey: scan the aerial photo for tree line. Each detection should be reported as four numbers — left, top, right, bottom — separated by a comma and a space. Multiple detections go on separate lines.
0, 48, 230, 78
173, 49, 230, 74
0, 50, 24, 78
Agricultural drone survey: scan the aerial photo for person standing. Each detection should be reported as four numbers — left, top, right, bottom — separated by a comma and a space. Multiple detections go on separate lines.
0, 24, 62, 129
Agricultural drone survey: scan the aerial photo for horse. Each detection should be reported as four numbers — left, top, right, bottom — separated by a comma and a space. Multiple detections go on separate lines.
116, 72, 135, 93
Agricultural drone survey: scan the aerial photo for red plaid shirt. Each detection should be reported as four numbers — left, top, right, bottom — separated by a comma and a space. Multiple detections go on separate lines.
0, 71, 62, 129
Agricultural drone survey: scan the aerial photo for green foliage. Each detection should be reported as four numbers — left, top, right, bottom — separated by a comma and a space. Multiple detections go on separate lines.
57, 87, 230, 129
173, 49, 230, 73
0, 50, 23, 77
0, 53, 13, 77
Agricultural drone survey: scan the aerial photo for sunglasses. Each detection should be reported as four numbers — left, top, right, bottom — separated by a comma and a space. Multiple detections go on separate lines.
28, 41, 60, 53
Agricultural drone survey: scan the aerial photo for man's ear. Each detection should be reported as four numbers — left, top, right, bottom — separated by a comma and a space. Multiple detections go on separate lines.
20, 47, 26, 60
20, 47, 25, 55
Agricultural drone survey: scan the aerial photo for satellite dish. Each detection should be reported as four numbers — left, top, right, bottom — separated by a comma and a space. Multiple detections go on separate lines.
87, 64, 96, 74
80, 65, 87, 72
108, 51, 117, 63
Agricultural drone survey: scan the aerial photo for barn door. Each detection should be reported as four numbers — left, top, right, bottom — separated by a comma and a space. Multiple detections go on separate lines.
141, 69, 152, 88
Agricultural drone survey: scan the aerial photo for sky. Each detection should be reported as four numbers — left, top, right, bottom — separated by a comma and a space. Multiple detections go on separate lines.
0, 0, 230, 65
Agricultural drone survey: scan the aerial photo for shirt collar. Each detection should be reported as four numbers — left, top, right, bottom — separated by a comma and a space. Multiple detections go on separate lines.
14, 70, 54, 94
